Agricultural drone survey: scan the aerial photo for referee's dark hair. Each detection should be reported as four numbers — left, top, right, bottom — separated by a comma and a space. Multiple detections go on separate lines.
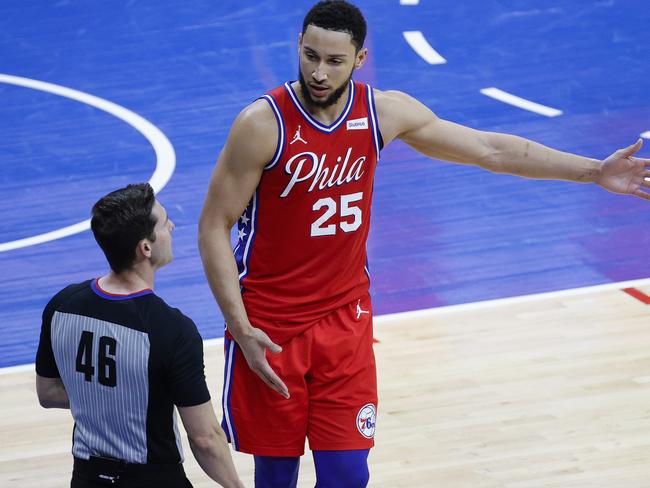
91, 183, 157, 273
303, 0, 367, 52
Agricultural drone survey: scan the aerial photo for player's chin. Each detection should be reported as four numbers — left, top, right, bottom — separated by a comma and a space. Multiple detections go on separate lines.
309, 85, 330, 99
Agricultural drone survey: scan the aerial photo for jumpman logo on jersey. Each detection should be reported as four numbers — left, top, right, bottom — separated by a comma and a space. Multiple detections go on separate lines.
290, 124, 307, 145
356, 299, 369, 319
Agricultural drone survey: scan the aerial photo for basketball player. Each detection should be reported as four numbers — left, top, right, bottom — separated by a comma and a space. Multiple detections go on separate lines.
36, 184, 244, 488
198, 2, 650, 487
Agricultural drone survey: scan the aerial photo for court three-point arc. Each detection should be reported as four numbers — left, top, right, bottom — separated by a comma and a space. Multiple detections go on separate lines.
0, 74, 176, 253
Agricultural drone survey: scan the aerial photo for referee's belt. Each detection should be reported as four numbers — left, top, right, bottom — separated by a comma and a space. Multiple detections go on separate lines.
74, 456, 183, 482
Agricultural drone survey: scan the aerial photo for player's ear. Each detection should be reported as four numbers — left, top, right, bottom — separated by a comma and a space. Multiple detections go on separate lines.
354, 48, 368, 70
298, 32, 303, 52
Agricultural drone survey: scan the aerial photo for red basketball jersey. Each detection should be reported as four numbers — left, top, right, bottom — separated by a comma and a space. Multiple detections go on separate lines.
233, 80, 381, 343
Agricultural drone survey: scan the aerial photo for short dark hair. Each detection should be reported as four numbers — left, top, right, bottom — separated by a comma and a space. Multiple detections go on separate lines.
302, 1, 367, 51
91, 183, 157, 273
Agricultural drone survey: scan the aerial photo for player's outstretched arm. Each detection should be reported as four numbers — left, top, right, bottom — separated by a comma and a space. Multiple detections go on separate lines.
375, 89, 650, 200
36, 375, 70, 409
178, 400, 246, 488
198, 100, 289, 399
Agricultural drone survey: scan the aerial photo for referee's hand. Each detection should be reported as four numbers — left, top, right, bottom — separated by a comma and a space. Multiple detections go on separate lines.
236, 327, 290, 399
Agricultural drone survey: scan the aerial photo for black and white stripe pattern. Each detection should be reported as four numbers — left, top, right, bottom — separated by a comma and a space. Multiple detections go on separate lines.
51, 311, 150, 463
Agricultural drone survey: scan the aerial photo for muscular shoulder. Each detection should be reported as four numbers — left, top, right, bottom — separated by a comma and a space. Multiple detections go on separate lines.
236, 98, 277, 134
232, 99, 277, 145
373, 89, 421, 117
223, 97, 279, 169
373, 88, 412, 107
372, 88, 437, 146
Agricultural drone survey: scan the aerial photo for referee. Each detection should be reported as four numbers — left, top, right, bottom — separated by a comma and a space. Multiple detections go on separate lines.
35, 183, 244, 488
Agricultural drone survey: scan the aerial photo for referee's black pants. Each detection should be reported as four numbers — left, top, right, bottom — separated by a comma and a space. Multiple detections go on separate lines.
71, 457, 193, 488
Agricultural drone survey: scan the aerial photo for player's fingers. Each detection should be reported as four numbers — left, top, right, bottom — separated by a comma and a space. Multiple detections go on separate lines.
259, 334, 283, 354
619, 138, 643, 158
628, 157, 650, 167
255, 363, 290, 399
633, 188, 650, 200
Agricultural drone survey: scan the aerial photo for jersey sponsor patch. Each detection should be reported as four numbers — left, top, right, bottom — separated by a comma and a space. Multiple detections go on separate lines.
356, 403, 376, 438
347, 117, 368, 130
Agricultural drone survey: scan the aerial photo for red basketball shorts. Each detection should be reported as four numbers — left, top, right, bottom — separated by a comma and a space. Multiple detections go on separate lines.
220, 295, 378, 457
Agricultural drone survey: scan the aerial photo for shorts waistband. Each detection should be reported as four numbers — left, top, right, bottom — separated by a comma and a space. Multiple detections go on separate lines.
73, 456, 184, 477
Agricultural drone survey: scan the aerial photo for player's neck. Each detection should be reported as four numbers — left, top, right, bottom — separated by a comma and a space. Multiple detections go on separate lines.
99, 266, 154, 295
292, 80, 351, 126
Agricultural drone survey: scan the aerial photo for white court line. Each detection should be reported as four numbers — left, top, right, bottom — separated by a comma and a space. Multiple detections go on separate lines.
400, 0, 420, 5
403, 31, 447, 65
0, 363, 36, 374
641, 131, 650, 139
480, 87, 563, 117
0, 74, 176, 253
376, 277, 650, 323
204, 338, 226, 348
4, 277, 649, 375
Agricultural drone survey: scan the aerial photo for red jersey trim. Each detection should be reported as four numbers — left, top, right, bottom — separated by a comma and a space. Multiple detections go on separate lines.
366, 85, 381, 159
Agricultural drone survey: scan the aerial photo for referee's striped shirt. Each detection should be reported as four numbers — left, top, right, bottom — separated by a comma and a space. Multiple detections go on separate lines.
36, 279, 210, 464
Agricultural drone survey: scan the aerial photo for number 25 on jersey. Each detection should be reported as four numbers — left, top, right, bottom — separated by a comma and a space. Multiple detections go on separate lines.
311, 192, 363, 237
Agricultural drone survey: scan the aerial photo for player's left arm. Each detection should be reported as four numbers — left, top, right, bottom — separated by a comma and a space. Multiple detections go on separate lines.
36, 375, 70, 409
374, 89, 650, 200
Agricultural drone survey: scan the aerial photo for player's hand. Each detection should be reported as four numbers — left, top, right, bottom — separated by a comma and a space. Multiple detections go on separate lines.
235, 327, 290, 399
597, 139, 650, 200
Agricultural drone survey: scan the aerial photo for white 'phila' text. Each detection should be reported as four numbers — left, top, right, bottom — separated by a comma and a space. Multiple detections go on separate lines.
281, 148, 365, 197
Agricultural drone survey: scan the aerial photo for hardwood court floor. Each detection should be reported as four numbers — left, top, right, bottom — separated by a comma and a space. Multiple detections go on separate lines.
2, 284, 649, 487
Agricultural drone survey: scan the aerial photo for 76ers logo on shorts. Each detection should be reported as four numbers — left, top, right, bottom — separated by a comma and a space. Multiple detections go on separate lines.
356, 403, 377, 438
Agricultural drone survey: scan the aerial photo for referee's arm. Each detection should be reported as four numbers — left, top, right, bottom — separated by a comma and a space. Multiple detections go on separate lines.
178, 401, 244, 488
171, 316, 245, 487
35, 295, 70, 409
36, 375, 69, 409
